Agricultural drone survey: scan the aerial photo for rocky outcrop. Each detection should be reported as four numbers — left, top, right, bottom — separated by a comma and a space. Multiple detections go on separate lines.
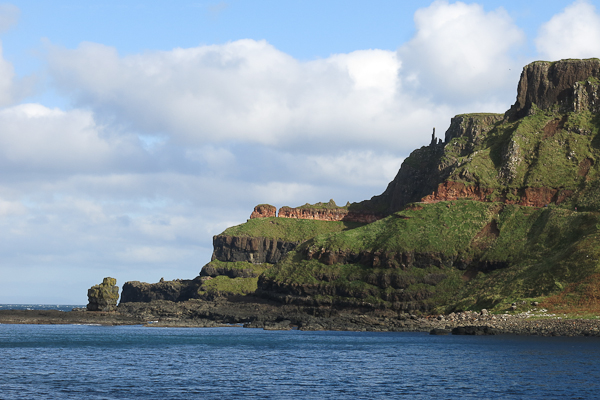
304, 246, 507, 272
506, 58, 600, 120
249, 200, 383, 223
355, 59, 600, 215
444, 113, 504, 145
358, 143, 447, 215
200, 261, 263, 278
87, 277, 119, 311
120, 279, 202, 303
358, 113, 504, 215
278, 206, 381, 223
250, 204, 277, 219
212, 235, 299, 264
420, 181, 573, 207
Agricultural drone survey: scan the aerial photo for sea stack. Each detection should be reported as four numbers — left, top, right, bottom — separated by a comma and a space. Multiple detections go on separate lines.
87, 277, 119, 311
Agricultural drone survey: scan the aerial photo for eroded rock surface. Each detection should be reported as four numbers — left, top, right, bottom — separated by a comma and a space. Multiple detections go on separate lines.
120, 279, 201, 303
87, 277, 119, 311
212, 235, 299, 264
506, 58, 600, 120
250, 204, 277, 219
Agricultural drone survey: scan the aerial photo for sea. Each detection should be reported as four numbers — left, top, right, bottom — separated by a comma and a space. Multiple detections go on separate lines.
1, 306, 600, 399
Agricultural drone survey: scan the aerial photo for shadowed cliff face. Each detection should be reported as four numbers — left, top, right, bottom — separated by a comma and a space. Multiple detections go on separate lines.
249, 203, 382, 223
506, 59, 600, 120
358, 59, 600, 214
212, 235, 299, 264
278, 207, 381, 223
119, 59, 600, 315
120, 279, 202, 303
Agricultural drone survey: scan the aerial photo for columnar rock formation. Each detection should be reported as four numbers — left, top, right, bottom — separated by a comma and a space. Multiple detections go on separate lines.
420, 182, 573, 207
358, 58, 600, 214
120, 279, 201, 303
249, 202, 382, 223
87, 277, 119, 311
250, 204, 277, 219
212, 235, 299, 264
277, 206, 380, 223
506, 59, 600, 120
116, 58, 600, 316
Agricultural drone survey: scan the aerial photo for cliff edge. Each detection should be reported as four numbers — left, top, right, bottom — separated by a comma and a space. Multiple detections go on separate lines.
120, 59, 600, 318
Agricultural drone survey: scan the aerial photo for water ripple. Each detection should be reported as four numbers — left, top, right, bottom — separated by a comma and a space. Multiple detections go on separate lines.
0, 325, 599, 399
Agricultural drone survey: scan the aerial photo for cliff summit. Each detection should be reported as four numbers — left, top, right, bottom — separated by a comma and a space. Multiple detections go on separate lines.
117, 58, 600, 321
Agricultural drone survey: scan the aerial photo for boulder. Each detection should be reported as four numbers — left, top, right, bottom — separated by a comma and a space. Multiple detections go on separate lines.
87, 277, 119, 311
452, 326, 498, 335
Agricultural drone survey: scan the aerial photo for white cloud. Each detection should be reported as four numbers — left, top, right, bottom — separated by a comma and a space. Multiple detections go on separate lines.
399, 0, 524, 103
0, 42, 18, 106
0, 103, 144, 173
47, 39, 453, 154
278, 151, 403, 188
0, 3, 19, 32
0, 198, 25, 216
535, 0, 600, 60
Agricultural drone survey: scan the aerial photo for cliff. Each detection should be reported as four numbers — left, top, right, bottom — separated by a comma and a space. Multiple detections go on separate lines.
250, 200, 382, 223
506, 58, 600, 120
87, 277, 119, 311
254, 58, 600, 313
250, 204, 277, 219
211, 235, 299, 264
120, 278, 202, 303
120, 59, 600, 317
358, 59, 600, 214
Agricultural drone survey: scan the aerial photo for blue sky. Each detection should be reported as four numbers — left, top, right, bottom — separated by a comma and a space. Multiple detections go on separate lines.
0, 0, 598, 303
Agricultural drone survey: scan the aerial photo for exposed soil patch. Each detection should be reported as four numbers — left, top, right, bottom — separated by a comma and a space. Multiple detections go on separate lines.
579, 158, 593, 177
462, 269, 479, 282
543, 116, 566, 139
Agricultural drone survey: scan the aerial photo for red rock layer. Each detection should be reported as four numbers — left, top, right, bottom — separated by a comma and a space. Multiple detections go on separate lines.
278, 207, 381, 223
250, 204, 277, 219
421, 181, 573, 207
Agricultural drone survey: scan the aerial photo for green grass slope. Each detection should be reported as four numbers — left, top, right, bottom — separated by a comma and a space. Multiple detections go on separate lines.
221, 217, 364, 241
443, 106, 600, 204
260, 200, 600, 314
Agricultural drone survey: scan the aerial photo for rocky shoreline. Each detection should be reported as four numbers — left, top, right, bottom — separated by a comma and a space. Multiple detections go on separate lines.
1, 298, 599, 337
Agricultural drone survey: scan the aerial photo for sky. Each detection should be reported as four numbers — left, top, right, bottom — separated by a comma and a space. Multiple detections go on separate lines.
1, 0, 599, 304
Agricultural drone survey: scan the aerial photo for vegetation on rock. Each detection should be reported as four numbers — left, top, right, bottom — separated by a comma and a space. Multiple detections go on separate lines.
121, 59, 600, 318
221, 217, 363, 241
87, 277, 119, 311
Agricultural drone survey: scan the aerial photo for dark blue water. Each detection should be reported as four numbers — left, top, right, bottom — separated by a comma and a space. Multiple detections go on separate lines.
0, 304, 85, 312
0, 324, 599, 399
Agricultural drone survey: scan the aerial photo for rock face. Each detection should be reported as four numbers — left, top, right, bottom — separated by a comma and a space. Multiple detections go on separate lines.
120, 279, 202, 303
250, 204, 277, 219
303, 247, 506, 272
444, 113, 504, 145
200, 262, 263, 278
358, 59, 600, 214
506, 59, 600, 120
358, 142, 448, 215
278, 206, 381, 223
87, 277, 119, 311
421, 181, 573, 208
250, 201, 382, 223
355, 114, 505, 215
212, 235, 299, 264
115, 59, 600, 316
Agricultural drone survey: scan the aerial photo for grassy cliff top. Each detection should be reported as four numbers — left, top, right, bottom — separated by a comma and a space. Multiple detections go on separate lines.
220, 217, 365, 242
453, 112, 504, 118
285, 199, 349, 210
441, 107, 600, 196
307, 200, 497, 255
264, 199, 600, 313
